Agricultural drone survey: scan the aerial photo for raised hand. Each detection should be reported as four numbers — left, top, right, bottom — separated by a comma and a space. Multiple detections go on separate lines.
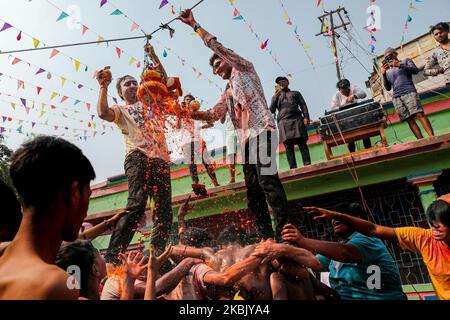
178, 194, 195, 218
177, 9, 196, 27
303, 206, 338, 221
106, 210, 127, 227
119, 250, 147, 281
96, 66, 112, 87
252, 239, 283, 264
148, 244, 173, 274
281, 224, 305, 245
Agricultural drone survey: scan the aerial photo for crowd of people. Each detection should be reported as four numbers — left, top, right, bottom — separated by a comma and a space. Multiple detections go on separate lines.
0, 10, 449, 300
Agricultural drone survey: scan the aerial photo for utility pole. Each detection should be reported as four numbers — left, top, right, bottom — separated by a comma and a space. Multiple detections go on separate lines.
316, 7, 351, 81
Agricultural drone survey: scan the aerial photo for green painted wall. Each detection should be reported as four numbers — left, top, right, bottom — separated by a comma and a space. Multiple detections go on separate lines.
88, 100, 450, 216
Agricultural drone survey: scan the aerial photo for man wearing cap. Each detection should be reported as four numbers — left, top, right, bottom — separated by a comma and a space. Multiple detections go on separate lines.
425, 22, 450, 91
381, 47, 435, 139
270, 76, 311, 169
331, 79, 371, 153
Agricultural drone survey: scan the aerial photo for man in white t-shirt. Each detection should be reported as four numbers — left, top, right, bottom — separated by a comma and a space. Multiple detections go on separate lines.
96, 43, 173, 266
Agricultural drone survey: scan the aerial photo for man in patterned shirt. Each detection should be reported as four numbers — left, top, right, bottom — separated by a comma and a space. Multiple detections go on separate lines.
177, 9, 292, 241
425, 22, 450, 91
96, 43, 173, 267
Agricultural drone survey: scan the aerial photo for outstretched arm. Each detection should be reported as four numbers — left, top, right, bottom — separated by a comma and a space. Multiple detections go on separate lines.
156, 258, 202, 295
304, 207, 397, 242
203, 255, 263, 287
95, 66, 115, 122
145, 43, 168, 79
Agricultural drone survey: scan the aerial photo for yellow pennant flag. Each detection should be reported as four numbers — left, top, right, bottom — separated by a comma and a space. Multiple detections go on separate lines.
129, 57, 136, 66
50, 92, 58, 100
33, 38, 40, 48
40, 111, 46, 118
97, 36, 104, 45
61, 77, 66, 87
74, 60, 81, 72
304, 45, 311, 49
10, 103, 16, 110
41, 103, 46, 110
229, 0, 234, 4
44, 119, 49, 126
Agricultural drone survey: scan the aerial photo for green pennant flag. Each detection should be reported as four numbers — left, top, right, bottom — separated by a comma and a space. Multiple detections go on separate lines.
233, 15, 243, 21
56, 11, 69, 21
111, 9, 123, 15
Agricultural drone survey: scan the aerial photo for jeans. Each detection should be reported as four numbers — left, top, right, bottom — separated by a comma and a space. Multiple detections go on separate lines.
105, 150, 172, 265
283, 137, 311, 169
242, 131, 291, 241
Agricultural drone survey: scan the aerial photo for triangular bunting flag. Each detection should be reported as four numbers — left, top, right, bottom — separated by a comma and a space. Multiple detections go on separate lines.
25, 107, 30, 114
159, 0, 169, 9
116, 47, 121, 58
60, 96, 69, 103
12, 57, 22, 65
37, 87, 42, 95
74, 60, 81, 72
97, 36, 104, 45
129, 57, 136, 66
100, 0, 107, 7
86, 103, 91, 111
110, 9, 123, 15
21, 98, 27, 106
33, 38, 40, 48
50, 92, 58, 100
130, 22, 139, 32
49, 49, 60, 59
0, 22, 12, 32
56, 11, 69, 22
32, 122, 36, 128
17, 125, 23, 134
17, 80, 25, 90
82, 25, 88, 35
61, 77, 66, 87
35, 68, 45, 75
17, 30, 22, 41
233, 15, 243, 21
74, 100, 80, 105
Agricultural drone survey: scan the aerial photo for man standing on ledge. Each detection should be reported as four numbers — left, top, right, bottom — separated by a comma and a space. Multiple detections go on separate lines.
270, 76, 311, 169
95, 43, 173, 267
177, 9, 291, 241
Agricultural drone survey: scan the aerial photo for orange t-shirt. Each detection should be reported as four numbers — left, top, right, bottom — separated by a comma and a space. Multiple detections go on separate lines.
395, 227, 450, 300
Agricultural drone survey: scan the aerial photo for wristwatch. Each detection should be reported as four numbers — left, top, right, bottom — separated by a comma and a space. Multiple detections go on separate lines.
193, 23, 201, 32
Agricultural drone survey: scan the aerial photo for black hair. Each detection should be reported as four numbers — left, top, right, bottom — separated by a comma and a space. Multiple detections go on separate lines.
426, 200, 450, 228
209, 54, 220, 68
179, 227, 212, 248
9, 136, 95, 211
55, 240, 97, 298
431, 22, 449, 34
333, 202, 368, 220
217, 224, 248, 247
337, 79, 351, 89
183, 94, 195, 101
0, 179, 21, 241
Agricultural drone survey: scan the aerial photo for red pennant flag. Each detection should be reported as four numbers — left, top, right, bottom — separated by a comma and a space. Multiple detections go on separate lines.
260, 39, 269, 49
49, 49, 60, 59
233, 8, 239, 16
60, 96, 69, 103
12, 57, 22, 65
130, 22, 139, 32
16, 31, 22, 41
116, 47, 121, 58
86, 103, 91, 111
37, 87, 42, 95
136, 61, 141, 68
82, 25, 88, 35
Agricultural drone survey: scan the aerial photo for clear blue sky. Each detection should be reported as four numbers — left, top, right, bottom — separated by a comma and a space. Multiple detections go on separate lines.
0, 0, 449, 182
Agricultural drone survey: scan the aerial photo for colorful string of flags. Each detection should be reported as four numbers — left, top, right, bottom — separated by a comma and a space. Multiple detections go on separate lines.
46, 0, 143, 70
365, 0, 378, 54
3, 53, 121, 103
0, 18, 96, 77
400, 0, 421, 48
277, 0, 315, 67
228, 0, 292, 77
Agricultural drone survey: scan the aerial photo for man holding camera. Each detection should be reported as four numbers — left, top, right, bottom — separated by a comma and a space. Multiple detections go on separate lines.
381, 47, 434, 140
